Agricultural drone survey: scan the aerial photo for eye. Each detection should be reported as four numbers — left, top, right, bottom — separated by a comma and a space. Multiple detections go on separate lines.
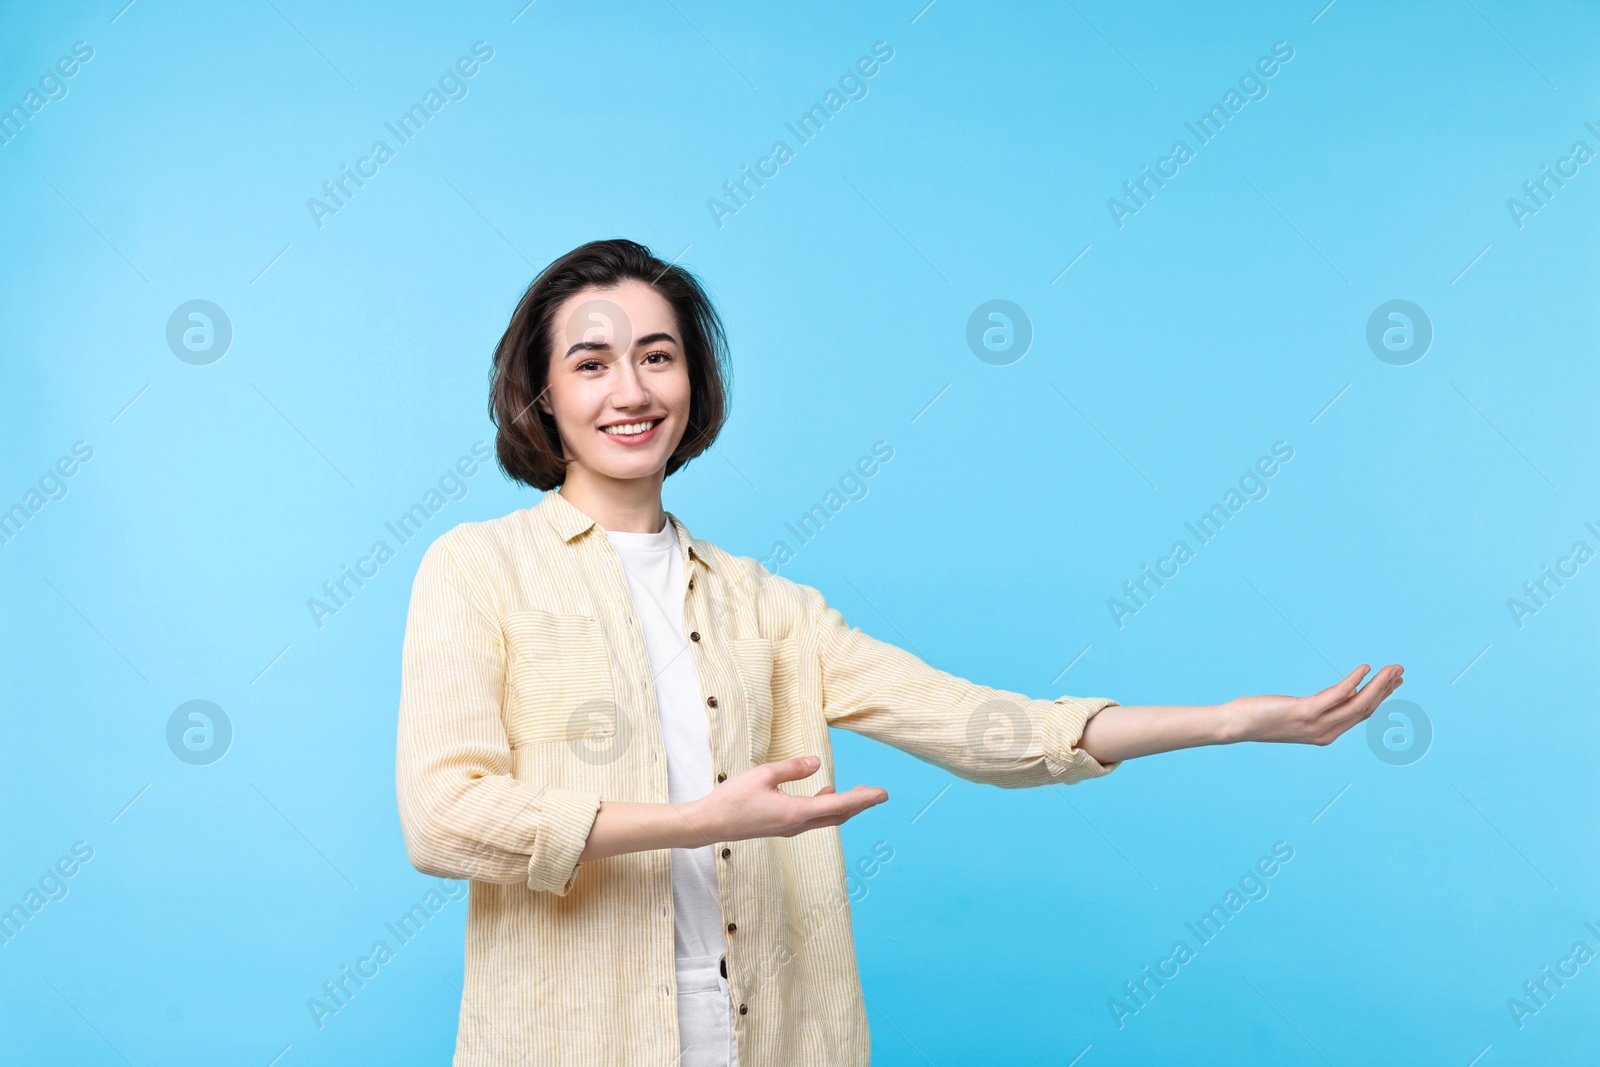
644, 350, 672, 364
576, 357, 604, 372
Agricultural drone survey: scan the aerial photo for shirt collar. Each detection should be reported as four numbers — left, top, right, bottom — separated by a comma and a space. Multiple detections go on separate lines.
536, 488, 710, 570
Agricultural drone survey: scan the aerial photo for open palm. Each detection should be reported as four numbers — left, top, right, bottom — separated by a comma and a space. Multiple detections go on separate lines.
1229, 664, 1405, 746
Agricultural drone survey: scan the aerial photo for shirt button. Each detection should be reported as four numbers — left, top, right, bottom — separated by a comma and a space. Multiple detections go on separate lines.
706, 696, 718, 708
662, 984, 671, 996
688, 578, 695, 590
738, 1004, 748, 1015
726, 922, 737, 934
721, 847, 731, 858
690, 631, 701, 642
716, 772, 727, 783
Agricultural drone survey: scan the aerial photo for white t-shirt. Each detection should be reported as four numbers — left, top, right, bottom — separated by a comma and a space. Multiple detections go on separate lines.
603, 519, 737, 1065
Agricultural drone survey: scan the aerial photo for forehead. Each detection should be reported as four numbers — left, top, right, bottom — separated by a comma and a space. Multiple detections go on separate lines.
553, 280, 678, 344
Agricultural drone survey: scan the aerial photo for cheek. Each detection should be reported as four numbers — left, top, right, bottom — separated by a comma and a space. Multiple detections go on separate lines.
541, 391, 594, 456
548, 375, 602, 425
663, 363, 694, 407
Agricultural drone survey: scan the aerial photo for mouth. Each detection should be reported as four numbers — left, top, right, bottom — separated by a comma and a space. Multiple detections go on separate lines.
598, 417, 665, 445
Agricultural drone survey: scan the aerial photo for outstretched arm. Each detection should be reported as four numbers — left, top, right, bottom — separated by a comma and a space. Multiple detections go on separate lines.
1076, 663, 1405, 764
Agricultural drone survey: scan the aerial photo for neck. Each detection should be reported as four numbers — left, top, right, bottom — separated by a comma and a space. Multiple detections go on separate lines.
559, 466, 667, 533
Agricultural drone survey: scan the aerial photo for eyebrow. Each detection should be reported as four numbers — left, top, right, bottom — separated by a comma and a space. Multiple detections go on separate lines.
564, 331, 679, 359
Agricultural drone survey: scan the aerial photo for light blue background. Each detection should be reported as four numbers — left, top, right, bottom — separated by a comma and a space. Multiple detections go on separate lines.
2, 1, 1597, 1063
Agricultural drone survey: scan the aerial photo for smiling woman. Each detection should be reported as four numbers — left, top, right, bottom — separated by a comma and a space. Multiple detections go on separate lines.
486, 240, 730, 500
395, 238, 1404, 1067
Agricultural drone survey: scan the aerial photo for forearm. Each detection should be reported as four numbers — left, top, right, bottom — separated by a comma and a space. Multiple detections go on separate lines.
1076, 701, 1235, 764
576, 798, 720, 863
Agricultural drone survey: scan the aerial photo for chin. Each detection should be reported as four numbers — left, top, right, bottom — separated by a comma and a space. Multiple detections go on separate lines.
593, 457, 666, 480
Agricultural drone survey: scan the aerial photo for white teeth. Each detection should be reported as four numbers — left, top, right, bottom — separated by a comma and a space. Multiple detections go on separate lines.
602, 419, 660, 436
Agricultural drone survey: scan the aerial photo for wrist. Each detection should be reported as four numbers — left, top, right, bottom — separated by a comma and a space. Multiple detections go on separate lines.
677, 795, 721, 848
1213, 700, 1242, 745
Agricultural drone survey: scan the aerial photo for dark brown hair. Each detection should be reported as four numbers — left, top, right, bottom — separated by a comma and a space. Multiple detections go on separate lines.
489, 238, 731, 490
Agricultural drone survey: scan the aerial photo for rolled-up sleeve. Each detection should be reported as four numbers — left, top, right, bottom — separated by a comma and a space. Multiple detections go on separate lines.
798, 580, 1120, 787
396, 537, 602, 895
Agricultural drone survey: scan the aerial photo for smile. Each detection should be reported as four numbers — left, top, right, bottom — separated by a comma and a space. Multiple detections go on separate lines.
599, 418, 664, 444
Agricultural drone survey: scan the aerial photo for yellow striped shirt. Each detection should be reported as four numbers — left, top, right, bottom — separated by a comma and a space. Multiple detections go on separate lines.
395, 487, 1120, 1065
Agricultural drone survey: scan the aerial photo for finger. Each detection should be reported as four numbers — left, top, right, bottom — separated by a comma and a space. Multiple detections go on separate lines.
1299, 665, 1372, 718
1325, 664, 1401, 714
812, 783, 889, 809
1324, 674, 1405, 735
1328, 664, 1372, 701
799, 785, 885, 822
765, 754, 822, 785
1328, 668, 1399, 718
1352, 665, 1403, 705
1370, 671, 1405, 709
794, 792, 886, 833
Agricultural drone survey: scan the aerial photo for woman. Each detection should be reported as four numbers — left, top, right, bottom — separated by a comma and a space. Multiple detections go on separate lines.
395, 238, 1403, 1066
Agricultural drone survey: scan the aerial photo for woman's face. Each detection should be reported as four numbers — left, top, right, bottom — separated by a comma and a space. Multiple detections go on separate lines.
538, 278, 692, 485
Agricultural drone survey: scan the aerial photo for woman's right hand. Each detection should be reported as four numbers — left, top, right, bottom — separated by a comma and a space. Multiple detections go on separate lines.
694, 755, 887, 843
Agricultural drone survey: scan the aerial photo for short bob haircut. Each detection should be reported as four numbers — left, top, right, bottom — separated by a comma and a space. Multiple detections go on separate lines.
489, 238, 731, 491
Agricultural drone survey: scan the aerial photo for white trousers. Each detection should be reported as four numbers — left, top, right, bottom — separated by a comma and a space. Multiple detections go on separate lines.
675, 952, 740, 1067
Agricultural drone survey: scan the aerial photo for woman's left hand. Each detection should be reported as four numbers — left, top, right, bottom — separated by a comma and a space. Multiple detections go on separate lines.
1225, 663, 1405, 746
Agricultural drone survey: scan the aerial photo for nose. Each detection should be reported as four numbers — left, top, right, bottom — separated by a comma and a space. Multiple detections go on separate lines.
609, 355, 652, 409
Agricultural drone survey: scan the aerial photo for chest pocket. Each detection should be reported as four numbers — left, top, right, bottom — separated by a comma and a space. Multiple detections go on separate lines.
501, 609, 619, 747
726, 637, 775, 766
